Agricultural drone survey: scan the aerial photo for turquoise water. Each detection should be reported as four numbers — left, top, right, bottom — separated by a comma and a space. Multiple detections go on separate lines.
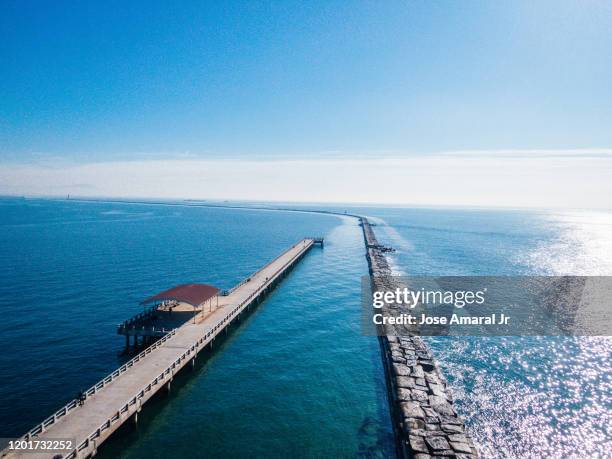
1, 199, 610, 458
0, 198, 393, 457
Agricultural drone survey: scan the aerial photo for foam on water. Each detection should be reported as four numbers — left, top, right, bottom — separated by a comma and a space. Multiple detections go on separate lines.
0, 198, 394, 458
358, 206, 612, 458
1, 199, 610, 458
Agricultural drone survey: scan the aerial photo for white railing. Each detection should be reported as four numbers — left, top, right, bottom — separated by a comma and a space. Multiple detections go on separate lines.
11, 239, 315, 459
20, 329, 177, 442
63, 239, 314, 458
229, 238, 311, 293
117, 305, 157, 329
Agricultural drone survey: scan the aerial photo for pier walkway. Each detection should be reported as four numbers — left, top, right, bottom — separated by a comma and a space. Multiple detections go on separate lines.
4, 238, 319, 459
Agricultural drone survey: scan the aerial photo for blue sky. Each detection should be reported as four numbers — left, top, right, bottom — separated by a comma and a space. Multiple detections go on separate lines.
1, 1, 611, 206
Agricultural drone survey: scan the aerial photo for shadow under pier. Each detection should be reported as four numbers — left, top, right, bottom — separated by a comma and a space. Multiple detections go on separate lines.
117, 303, 199, 353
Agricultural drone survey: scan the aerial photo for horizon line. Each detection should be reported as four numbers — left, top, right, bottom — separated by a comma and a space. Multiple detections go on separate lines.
2, 193, 610, 214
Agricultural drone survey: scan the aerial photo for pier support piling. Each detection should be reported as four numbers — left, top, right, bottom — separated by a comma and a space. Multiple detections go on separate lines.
4, 238, 319, 459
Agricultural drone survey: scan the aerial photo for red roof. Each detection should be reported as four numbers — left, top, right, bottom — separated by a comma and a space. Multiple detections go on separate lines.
142, 283, 220, 307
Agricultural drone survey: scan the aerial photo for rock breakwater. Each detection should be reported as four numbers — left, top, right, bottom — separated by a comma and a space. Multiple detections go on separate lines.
359, 217, 478, 459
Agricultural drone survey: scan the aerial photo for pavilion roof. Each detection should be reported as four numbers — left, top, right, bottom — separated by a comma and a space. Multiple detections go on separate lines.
141, 283, 219, 307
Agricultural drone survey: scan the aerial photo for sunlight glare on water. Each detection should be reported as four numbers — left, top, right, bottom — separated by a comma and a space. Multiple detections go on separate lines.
523, 210, 612, 276
357, 206, 612, 458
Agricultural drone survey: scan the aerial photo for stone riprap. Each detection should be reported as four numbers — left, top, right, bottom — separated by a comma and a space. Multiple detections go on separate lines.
359, 217, 478, 459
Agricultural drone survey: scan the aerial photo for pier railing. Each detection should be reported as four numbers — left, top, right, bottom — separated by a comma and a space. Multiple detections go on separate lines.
64, 314, 245, 458
117, 324, 173, 336
22, 328, 177, 442
229, 238, 312, 294
117, 304, 158, 331
61, 239, 313, 459
11, 240, 315, 459
234, 237, 312, 308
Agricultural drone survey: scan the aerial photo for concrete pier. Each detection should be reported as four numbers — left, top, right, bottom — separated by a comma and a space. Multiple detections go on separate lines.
360, 217, 478, 458
2, 238, 320, 459
57, 199, 481, 459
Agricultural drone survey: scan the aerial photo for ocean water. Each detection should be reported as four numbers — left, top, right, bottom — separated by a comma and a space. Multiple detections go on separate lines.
0, 198, 394, 457
1, 198, 610, 458
361, 207, 612, 458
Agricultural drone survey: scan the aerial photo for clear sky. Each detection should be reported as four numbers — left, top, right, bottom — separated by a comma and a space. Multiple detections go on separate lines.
1, 1, 611, 207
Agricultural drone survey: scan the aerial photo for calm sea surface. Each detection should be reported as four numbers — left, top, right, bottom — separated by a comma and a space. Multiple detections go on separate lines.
0, 198, 610, 458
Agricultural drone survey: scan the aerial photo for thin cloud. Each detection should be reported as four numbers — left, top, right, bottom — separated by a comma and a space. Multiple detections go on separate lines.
0, 149, 610, 209
435, 148, 612, 159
